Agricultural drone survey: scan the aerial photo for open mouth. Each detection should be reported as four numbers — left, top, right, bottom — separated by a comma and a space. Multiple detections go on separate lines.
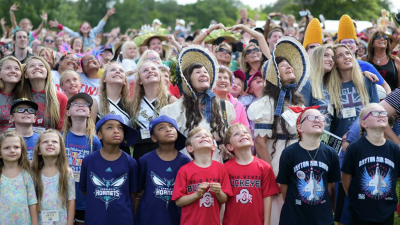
32, 69, 43, 75
113, 74, 123, 79
147, 74, 157, 79
239, 137, 249, 142
344, 60, 352, 65
324, 62, 333, 67
46, 147, 55, 152
200, 139, 210, 144
218, 83, 227, 88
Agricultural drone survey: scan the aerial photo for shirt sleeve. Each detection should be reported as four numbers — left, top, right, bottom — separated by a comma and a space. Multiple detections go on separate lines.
25, 171, 38, 205
262, 163, 280, 197
220, 166, 233, 197
383, 88, 400, 115
93, 136, 102, 151
346, 117, 361, 143
91, 19, 106, 36
276, 148, 292, 185
67, 168, 76, 200
247, 96, 274, 138
62, 26, 80, 38
172, 168, 188, 201
129, 157, 138, 193
56, 91, 68, 131
137, 157, 146, 192
79, 157, 88, 192
365, 78, 379, 103
300, 80, 312, 107
359, 61, 384, 85
341, 142, 356, 175
327, 147, 341, 183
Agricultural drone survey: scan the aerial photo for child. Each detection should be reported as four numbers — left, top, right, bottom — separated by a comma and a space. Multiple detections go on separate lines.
121, 41, 138, 83
62, 93, 102, 225
80, 114, 139, 225
158, 65, 181, 99
136, 115, 191, 225
172, 127, 232, 225
0, 130, 38, 224
223, 123, 279, 225
276, 106, 340, 225
31, 129, 76, 225
341, 103, 400, 224
9, 98, 40, 161
60, 70, 82, 99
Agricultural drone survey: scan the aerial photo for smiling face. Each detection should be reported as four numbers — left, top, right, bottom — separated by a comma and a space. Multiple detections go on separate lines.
244, 46, 261, 64
215, 71, 231, 94
19, 19, 31, 32
151, 122, 178, 144
216, 47, 232, 66
146, 52, 162, 65
43, 36, 55, 49
39, 50, 54, 69
126, 45, 137, 59
0, 136, 22, 163
268, 31, 283, 48
72, 38, 83, 52
66, 98, 91, 118
81, 55, 100, 73
372, 33, 388, 50
248, 75, 264, 94
190, 66, 210, 93
335, 46, 353, 71
98, 120, 125, 146
361, 105, 388, 131
230, 77, 244, 98
186, 128, 215, 155
79, 22, 91, 35
323, 48, 334, 74
61, 72, 81, 96
10, 103, 36, 125
226, 125, 253, 153
38, 133, 61, 158
25, 59, 48, 81
148, 38, 162, 55
139, 62, 160, 86
104, 64, 126, 85
277, 59, 296, 86
60, 54, 79, 72
0, 59, 22, 85
297, 109, 325, 136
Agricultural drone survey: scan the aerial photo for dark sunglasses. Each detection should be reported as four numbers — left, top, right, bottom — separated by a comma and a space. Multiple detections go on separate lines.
44, 39, 55, 43
245, 48, 260, 55
300, 115, 326, 124
375, 35, 388, 40
13, 107, 36, 114
218, 48, 231, 54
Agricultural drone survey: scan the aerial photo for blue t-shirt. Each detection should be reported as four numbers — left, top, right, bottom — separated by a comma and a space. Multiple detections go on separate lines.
136, 150, 191, 225
80, 150, 138, 225
64, 131, 102, 210
358, 60, 384, 85
331, 77, 379, 137
341, 136, 400, 222
276, 142, 340, 225
300, 80, 332, 131
23, 132, 40, 161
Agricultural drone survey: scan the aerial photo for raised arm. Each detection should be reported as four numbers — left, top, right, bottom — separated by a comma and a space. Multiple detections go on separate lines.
49, 19, 80, 37
0, 18, 6, 38
192, 23, 227, 45
92, 8, 116, 35
165, 34, 182, 52
9, 3, 19, 29
33, 11, 47, 38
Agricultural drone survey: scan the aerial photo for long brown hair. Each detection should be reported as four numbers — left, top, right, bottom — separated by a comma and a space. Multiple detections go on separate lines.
31, 129, 70, 212
366, 31, 396, 63
0, 56, 24, 100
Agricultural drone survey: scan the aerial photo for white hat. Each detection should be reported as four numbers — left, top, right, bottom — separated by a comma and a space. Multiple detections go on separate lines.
178, 19, 185, 26
152, 19, 162, 26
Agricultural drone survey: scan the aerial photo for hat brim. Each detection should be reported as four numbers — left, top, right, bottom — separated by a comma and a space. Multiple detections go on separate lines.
68, 93, 93, 107
122, 125, 139, 146
111, 42, 124, 59
263, 36, 310, 93
10, 100, 39, 113
175, 132, 186, 150
141, 36, 167, 47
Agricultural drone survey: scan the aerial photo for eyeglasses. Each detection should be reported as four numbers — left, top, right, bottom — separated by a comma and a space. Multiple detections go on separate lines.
375, 35, 388, 40
363, 111, 389, 120
14, 107, 36, 114
82, 56, 96, 64
44, 39, 55, 43
70, 102, 91, 107
341, 40, 355, 45
245, 48, 260, 55
218, 48, 232, 54
147, 57, 159, 62
65, 56, 79, 65
359, 46, 366, 50
300, 115, 326, 124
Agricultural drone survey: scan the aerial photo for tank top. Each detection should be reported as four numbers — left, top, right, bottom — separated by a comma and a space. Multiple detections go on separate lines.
372, 58, 399, 91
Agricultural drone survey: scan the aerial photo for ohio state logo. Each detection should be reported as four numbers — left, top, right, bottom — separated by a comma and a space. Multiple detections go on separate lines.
199, 192, 214, 207
236, 189, 253, 204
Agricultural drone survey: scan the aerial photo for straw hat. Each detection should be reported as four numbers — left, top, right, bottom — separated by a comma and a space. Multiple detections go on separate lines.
338, 15, 357, 42
262, 36, 310, 93
133, 26, 168, 47
177, 45, 219, 99
204, 30, 241, 44
303, 18, 322, 48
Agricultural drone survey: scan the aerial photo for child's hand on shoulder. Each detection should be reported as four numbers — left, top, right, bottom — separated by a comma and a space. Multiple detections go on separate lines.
210, 182, 221, 194
197, 182, 209, 198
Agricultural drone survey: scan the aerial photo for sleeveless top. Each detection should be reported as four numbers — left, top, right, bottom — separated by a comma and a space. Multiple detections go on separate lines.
93, 95, 130, 125
372, 58, 399, 91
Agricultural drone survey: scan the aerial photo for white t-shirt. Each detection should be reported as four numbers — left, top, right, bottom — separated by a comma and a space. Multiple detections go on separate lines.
93, 95, 130, 125
80, 74, 100, 96
122, 59, 137, 83
51, 70, 61, 92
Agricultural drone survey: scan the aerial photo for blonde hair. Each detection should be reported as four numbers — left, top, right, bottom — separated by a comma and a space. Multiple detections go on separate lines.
215, 43, 232, 67
359, 103, 385, 136
0, 56, 24, 99
309, 45, 334, 99
185, 126, 212, 159
240, 43, 261, 73
121, 41, 137, 59
223, 123, 250, 147
326, 44, 370, 115
59, 70, 81, 87
135, 50, 161, 73
32, 129, 70, 212
38, 48, 55, 69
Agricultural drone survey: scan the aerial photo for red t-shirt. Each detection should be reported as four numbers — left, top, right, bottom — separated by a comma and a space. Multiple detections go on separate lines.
172, 160, 232, 225
223, 157, 280, 225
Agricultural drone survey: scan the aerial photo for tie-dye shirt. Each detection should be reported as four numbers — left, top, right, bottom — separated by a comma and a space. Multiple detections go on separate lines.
38, 169, 75, 225
0, 170, 37, 225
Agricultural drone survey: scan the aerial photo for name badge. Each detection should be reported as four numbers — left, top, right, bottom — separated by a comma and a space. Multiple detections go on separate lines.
342, 107, 356, 119
140, 129, 151, 139
42, 210, 59, 224
327, 104, 334, 116
73, 171, 80, 183
281, 110, 297, 127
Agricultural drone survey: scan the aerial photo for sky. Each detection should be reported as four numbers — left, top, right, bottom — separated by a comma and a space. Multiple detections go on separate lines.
176, 0, 400, 13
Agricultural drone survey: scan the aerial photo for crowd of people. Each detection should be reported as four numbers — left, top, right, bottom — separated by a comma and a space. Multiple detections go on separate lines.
2, 3, 400, 225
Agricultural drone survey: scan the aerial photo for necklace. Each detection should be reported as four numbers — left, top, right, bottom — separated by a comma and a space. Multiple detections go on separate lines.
305, 145, 320, 164
374, 55, 386, 64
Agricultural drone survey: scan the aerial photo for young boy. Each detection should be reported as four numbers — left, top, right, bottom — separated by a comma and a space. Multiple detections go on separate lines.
276, 107, 340, 225
9, 98, 39, 161
80, 114, 139, 225
223, 123, 279, 225
172, 127, 232, 225
342, 103, 400, 224
60, 70, 82, 99
136, 115, 191, 225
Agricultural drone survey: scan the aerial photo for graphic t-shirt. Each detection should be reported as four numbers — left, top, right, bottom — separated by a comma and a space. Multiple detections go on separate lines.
52, 70, 61, 92
23, 132, 40, 161
276, 142, 341, 225
172, 161, 233, 225
80, 74, 100, 96
137, 150, 191, 225
64, 131, 102, 210
38, 171, 75, 225
80, 150, 138, 225
223, 157, 280, 225
0, 170, 37, 225
341, 136, 400, 222
0, 91, 13, 133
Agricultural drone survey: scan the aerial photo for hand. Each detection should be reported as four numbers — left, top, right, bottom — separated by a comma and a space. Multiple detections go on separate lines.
342, 141, 349, 152
49, 19, 60, 28
40, 11, 48, 21
92, 33, 102, 46
189, 22, 194, 26
196, 182, 209, 198
209, 183, 221, 194
106, 8, 116, 18
363, 71, 378, 83
109, 27, 120, 38
269, 11, 281, 17
227, 24, 245, 33
165, 34, 176, 42
0, 18, 6, 26
209, 23, 227, 32
254, 14, 260, 21
10, 3, 19, 12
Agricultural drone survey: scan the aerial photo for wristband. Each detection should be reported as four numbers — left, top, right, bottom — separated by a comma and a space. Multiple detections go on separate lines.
42, 20, 46, 25
205, 30, 210, 35
57, 24, 64, 31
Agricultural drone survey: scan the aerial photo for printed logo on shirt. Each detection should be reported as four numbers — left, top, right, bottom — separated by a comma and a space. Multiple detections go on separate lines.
166, 167, 172, 172
67, 145, 90, 174
90, 172, 127, 209
199, 192, 214, 207
106, 167, 112, 172
150, 172, 174, 204
236, 189, 253, 204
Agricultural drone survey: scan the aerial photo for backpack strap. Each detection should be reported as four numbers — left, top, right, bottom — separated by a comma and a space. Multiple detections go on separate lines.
220, 99, 229, 128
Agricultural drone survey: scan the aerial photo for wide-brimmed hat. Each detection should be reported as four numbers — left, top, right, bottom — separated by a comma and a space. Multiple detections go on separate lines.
262, 36, 310, 93
133, 26, 168, 47
177, 45, 219, 99
204, 30, 241, 44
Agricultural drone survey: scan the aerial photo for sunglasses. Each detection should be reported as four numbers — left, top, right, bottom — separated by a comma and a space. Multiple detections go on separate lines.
82, 26, 90, 29
245, 48, 260, 55
375, 35, 388, 40
363, 111, 389, 120
65, 56, 79, 65
359, 46, 366, 50
70, 102, 91, 107
341, 40, 355, 45
44, 39, 55, 43
82, 56, 96, 64
300, 115, 326, 124
13, 107, 36, 114
218, 48, 232, 54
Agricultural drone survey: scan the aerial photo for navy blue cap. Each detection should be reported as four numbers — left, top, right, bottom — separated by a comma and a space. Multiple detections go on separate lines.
96, 114, 139, 146
149, 115, 186, 150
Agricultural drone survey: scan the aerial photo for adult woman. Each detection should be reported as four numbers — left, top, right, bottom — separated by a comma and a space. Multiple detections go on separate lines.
130, 61, 177, 161
0, 56, 23, 132
20, 56, 67, 131
69, 37, 84, 54
80, 53, 101, 96
51, 53, 79, 91
356, 38, 367, 60
364, 31, 400, 91
39, 48, 56, 70
160, 46, 236, 163
214, 66, 249, 129
248, 37, 309, 224
42, 34, 56, 51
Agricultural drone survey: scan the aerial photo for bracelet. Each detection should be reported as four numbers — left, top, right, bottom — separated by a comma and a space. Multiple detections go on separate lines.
42, 20, 46, 24
205, 30, 210, 36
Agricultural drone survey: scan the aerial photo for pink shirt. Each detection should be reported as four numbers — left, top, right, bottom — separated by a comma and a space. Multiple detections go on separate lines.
228, 93, 250, 129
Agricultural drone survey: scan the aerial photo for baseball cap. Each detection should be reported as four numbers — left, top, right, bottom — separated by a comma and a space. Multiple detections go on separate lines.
246, 71, 263, 93
233, 70, 246, 83
96, 114, 139, 146
10, 98, 38, 113
67, 93, 93, 108
149, 115, 186, 150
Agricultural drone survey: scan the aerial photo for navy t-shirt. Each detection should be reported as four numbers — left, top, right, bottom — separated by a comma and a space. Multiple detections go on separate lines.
136, 150, 191, 225
341, 136, 400, 222
64, 131, 102, 210
276, 142, 340, 225
80, 150, 138, 225
23, 132, 40, 162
